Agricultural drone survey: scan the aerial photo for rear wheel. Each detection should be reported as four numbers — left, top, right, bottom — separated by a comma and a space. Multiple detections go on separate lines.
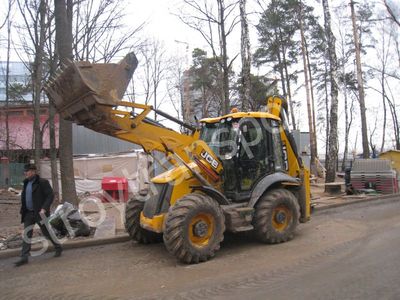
163, 193, 225, 264
125, 199, 162, 244
253, 189, 299, 244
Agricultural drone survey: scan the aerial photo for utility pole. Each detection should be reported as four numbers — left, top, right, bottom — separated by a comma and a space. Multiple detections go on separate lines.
350, 0, 370, 158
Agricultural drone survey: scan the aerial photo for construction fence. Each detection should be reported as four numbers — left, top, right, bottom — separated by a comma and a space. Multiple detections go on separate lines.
0, 162, 25, 188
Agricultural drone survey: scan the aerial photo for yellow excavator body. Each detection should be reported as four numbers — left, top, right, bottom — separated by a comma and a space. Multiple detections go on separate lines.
45, 52, 311, 264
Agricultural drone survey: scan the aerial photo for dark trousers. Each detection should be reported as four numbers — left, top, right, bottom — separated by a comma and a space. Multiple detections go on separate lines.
21, 211, 62, 258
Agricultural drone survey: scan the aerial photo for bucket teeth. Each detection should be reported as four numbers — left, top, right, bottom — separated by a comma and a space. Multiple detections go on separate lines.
44, 52, 138, 125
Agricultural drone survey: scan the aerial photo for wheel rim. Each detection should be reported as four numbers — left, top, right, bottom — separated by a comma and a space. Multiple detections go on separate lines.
272, 205, 292, 232
189, 213, 214, 247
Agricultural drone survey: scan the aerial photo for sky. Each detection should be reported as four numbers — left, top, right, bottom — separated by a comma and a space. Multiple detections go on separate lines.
1, 0, 399, 155
125, 0, 251, 66
124, 0, 400, 155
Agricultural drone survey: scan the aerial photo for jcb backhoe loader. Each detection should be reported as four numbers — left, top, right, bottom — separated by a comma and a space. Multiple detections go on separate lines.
45, 53, 311, 264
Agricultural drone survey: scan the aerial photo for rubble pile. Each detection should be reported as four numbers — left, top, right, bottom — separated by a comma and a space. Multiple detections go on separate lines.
0, 188, 21, 201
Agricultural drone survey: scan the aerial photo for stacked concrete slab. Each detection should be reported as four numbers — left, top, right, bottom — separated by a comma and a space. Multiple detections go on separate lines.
351, 159, 398, 194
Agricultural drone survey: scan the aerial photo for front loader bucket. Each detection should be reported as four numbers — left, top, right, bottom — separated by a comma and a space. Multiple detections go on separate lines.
45, 52, 138, 133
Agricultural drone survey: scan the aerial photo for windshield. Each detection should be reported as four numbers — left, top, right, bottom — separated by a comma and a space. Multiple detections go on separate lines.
200, 119, 239, 160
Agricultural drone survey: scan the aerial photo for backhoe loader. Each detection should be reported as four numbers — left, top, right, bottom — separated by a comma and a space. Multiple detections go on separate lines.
45, 53, 311, 264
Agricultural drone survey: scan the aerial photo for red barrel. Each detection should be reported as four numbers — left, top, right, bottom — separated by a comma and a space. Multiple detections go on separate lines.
101, 177, 128, 202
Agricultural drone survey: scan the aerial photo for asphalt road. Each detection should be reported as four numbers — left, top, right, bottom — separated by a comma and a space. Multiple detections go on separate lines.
0, 196, 399, 300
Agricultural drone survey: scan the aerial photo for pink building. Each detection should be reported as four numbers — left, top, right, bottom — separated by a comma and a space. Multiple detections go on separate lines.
0, 104, 59, 160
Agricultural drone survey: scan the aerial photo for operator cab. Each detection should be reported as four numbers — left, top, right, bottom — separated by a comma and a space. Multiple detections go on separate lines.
200, 115, 287, 202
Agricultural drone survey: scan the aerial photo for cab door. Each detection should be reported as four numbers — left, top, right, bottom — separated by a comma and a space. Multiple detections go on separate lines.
236, 118, 273, 192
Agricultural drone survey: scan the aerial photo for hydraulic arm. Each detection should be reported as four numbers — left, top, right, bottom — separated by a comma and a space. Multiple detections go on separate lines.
45, 53, 217, 167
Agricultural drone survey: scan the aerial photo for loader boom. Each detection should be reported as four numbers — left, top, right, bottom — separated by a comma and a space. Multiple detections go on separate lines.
45, 53, 219, 168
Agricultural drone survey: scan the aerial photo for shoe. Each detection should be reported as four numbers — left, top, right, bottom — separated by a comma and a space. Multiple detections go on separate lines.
54, 247, 63, 258
14, 257, 28, 267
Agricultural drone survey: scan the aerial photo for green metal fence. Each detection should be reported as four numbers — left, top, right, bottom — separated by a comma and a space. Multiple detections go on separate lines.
0, 163, 25, 188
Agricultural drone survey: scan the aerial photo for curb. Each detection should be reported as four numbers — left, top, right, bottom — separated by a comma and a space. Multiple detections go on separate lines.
313, 193, 400, 213
0, 234, 131, 260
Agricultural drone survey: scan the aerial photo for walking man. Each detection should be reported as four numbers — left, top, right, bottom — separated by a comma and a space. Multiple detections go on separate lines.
15, 163, 62, 267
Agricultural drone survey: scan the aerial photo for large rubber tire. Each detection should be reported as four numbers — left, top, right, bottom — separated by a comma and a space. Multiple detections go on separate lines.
163, 193, 225, 264
253, 189, 300, 244
125, 199, 162, 244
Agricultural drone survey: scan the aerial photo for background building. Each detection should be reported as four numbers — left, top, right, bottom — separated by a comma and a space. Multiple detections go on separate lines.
0, 61, 140, 188
0, 61, 138, 160
0, 61, 32, 103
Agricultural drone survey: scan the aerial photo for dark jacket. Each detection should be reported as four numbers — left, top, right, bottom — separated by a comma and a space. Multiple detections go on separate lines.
20, 175, 54, 223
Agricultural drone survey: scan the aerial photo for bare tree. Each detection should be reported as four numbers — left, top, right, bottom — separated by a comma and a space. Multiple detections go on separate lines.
384, 0, 400, 27
177, 0, 240, 114
54, 0, 77, 205
239, 0, 251, 111
334, 3, 357, 171
16, 0, 48, 171
368, 111, 378, 157
136, 39, 171, 120
0, 0, 15, 30
322, 0, 340, 184
72, 0, 144, 63
4, 6, 13, 163
375, 18, 395, 152
367, 82, 400, 151
350, 0, 369, 158
46, 9, 60, 200
298, 0, 317, 176
165, 54, 188, 120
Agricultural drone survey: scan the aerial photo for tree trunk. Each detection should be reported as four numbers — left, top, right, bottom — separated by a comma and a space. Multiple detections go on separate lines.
48, 28, 60, 202
299, 1, 317, 176
282, 63, 295, 130
54, 0, 77, 205
340, 36, 349, 172
324, 62, 330, 169
240, 0, 251, 111
305, 38, 318, 154
279, 28, 296, 130
153, 70, 157, 120
342, 79, 349, 172
32, 0, 47, 172
388, 100, 400, 150
218, 0, 230, 114
350, 0, 369, 158
49, 102, 60, 200
380, 73, 386, 153
272, 27, 288, 109
380, 30, 387, 153
323, 0, 339, 184
395, 37, 400, 68
5, 17, 11, 161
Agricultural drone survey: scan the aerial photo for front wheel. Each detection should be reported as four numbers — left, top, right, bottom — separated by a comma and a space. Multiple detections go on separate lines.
125, 198, 162, 244
253, 189, 300, 244
163, 193, 225, 264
